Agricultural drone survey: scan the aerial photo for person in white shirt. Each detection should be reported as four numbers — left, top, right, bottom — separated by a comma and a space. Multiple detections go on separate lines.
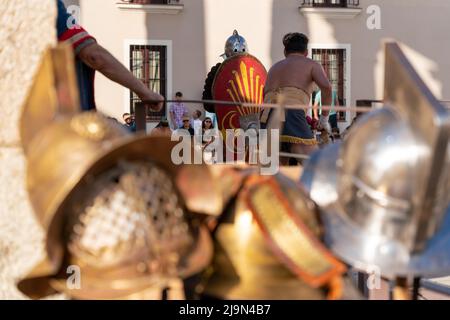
192, 110, 203, 136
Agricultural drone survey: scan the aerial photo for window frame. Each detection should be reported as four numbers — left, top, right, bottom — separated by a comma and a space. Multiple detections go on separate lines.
124, 39, 173, 122
308, 43, 352, 127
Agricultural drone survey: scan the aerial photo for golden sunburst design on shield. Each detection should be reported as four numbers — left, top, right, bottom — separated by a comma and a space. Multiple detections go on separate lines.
212, 54, 267, 133
226, 61, 265, 115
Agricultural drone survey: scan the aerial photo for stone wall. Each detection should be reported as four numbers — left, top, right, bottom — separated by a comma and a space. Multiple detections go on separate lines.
0, 0, 57, 299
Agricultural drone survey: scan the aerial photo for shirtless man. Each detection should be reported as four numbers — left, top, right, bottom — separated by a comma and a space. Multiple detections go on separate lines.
263, 33, 332, 159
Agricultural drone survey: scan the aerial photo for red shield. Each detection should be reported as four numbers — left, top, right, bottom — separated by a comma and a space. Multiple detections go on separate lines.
212, 54, 267, 133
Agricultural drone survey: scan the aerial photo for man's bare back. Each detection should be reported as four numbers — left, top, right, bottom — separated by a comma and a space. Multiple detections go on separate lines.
265, 54, 331, 103
262, 33, 333, 160
263, 51, 333, 159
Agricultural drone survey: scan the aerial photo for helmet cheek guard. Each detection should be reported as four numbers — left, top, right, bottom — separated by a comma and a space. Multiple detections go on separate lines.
301, 42, 450, 279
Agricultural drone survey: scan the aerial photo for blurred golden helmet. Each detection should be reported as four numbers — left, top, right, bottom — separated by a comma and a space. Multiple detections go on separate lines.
203, 172, 355, 300
17, 45, 222, 299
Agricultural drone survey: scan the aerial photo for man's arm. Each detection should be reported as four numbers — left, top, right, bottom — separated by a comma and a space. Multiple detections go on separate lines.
78, 43, 163, 111
311, 63, 332, 116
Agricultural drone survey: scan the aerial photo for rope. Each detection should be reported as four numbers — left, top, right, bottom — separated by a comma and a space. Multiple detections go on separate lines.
139, 98, 449, 161
279, 152, 310, 161
142, 99, 375, 113
142, 98, 450, 112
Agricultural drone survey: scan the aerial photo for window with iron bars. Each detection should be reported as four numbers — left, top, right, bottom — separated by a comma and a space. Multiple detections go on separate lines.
129, 45, 167, 121
301, 0, 360, 8
312, 49, 347, 121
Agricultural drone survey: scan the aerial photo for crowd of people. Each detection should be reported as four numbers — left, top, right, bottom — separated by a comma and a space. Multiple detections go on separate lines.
57, 0, 353, 165
118, 91, 219, 161
168, 94, 218, 162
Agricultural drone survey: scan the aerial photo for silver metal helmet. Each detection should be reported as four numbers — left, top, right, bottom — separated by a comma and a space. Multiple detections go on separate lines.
301, 42, 450, 279
223, 30, 249, 59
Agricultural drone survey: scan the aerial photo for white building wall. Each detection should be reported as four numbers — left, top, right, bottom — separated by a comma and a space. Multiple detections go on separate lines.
71, 0, 450, 126
0, 0, 57, 299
